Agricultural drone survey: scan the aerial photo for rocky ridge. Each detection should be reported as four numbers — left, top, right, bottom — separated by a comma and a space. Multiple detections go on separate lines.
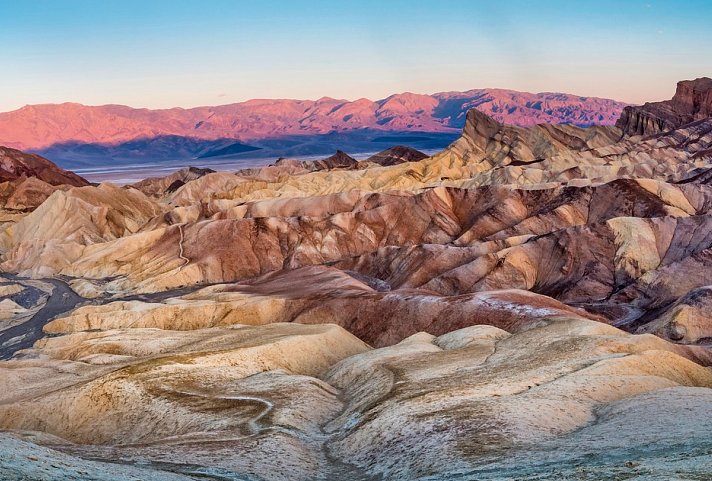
0, 147, 90, 224
616, 77, 712, 136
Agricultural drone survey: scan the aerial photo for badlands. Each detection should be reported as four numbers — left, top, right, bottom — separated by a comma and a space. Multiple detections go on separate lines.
1, 78, 712, 480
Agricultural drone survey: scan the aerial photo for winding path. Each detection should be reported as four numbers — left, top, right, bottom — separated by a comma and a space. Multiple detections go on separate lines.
173, 390, 274, 434
177, 223, 190, 270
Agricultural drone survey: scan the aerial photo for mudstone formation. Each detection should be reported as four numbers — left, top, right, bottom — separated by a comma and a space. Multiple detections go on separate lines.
1, 78, 712, 480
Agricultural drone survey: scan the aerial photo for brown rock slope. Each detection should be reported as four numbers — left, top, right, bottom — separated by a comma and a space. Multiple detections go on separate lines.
636, 285, 712, 344
42, 266, 604, 347
0, 176, 61, 211
0, 146, 87, 186
0, 146, 89, 212
131, 166, 215, 197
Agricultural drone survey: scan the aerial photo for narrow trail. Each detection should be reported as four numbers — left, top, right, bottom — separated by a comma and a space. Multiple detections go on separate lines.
177, 223, 190, 271
172, 391, 274, 435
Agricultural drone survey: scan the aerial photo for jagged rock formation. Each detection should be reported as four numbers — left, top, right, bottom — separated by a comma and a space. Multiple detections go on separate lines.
616, 77, 712, 135
138, 105, 710, 209
637, 285, 712, 344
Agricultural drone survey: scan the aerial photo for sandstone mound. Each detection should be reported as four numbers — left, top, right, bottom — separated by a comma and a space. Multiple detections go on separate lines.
323, 317, 712, 479
0, 323, 367, 445
167, 171, 250, 205
0, 433, 193, 481
42, 265, 602, 347
2, 317, 711, 480
0, 323, 371, 480
230, 150, 360, 185
0, 183, 163, 275
233, 159, 313, 183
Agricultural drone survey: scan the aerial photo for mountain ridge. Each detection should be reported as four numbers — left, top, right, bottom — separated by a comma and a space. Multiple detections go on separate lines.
0, 88, 628, 154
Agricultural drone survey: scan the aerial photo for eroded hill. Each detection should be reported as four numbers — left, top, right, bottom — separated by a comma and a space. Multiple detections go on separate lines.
1, 79, 712, 481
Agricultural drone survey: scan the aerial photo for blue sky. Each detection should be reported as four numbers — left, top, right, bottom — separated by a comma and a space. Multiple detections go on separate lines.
1, 0, 711, 111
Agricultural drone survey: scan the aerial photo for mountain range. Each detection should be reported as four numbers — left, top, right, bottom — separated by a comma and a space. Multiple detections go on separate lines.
0, 88, 628, 166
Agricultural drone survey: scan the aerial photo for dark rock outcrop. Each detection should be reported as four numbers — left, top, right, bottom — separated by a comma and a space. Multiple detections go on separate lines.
309, 150, 359, 170
616, 77, 712, 136
363, 145, 428, 166
131, 166, 215, 196
0, 146, 87, 187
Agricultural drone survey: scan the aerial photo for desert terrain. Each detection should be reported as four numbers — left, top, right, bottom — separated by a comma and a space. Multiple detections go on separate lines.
1, 78, 712, 480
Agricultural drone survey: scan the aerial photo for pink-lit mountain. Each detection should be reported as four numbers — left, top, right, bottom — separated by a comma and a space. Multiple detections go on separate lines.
0, 89, 627, 152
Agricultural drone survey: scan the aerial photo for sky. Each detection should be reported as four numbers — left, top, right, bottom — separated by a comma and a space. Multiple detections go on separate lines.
1, 0, 711, 112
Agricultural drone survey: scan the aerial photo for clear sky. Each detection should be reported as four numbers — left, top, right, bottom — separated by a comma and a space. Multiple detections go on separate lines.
1, 0, 711, 112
